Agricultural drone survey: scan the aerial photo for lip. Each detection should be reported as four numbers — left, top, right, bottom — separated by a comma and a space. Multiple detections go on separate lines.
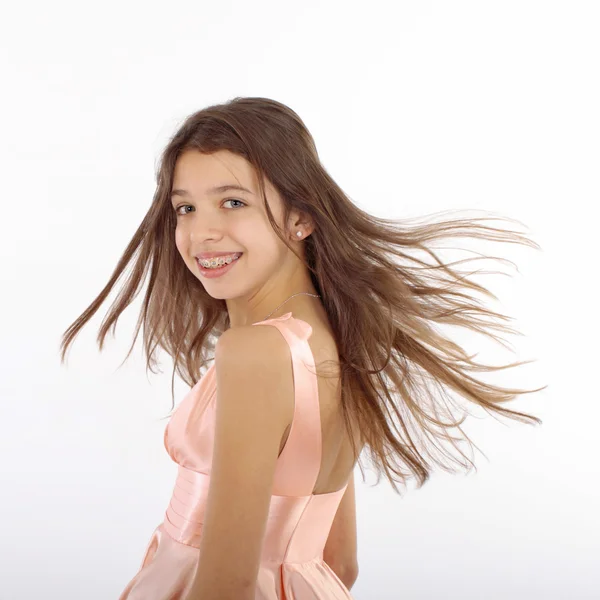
196, 251, 243, 259
196, 253, 242, 279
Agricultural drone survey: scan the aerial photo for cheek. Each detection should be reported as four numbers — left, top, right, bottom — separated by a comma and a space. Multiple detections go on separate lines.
242, 227, 272, 252
174, 229, 187, 256
250, 238, 286, 268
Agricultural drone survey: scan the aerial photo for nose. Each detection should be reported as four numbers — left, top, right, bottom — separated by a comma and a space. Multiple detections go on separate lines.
184, 210, 226, 245
190, 228, 224, 246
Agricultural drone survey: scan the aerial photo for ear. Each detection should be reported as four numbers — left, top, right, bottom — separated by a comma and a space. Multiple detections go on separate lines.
288, 208, 315, 238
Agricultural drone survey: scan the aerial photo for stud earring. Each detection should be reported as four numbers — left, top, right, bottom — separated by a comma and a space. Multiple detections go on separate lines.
296, 231, 302, 238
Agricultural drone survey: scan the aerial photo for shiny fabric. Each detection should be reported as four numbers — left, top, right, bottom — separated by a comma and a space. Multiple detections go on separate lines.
118, 312, 353, 599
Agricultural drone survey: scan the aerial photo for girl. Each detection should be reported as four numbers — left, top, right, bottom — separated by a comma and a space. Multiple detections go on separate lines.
60, 97, 546, 599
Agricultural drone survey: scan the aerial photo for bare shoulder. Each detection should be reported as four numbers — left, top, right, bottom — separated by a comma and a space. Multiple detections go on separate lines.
216, 321, 290, 365
215, 323, 293, 423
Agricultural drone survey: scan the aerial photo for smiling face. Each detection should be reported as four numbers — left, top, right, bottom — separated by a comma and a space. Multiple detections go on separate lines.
170, 149, 315, 325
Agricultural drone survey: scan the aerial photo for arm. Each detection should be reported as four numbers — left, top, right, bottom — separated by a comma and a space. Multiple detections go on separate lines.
323, 470, 359, 588
185, 325, 292, 600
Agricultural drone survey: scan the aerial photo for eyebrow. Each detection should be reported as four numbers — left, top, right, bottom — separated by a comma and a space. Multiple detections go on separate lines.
170, 184, 253, 199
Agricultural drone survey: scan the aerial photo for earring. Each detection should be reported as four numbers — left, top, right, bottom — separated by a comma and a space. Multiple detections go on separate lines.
296, 231, 302, 238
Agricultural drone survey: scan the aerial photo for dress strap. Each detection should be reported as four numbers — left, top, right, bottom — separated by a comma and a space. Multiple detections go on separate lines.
251, 312, 321, 496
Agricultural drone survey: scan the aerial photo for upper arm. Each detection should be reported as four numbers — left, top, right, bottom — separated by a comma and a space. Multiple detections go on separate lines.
323, 470, 359, 575
189, 325, 292, 596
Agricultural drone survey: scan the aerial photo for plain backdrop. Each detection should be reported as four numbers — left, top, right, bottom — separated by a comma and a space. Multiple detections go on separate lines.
1, 1, 598, 598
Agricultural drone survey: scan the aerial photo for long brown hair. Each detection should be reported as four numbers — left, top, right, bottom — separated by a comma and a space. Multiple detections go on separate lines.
60, 97, 547, 494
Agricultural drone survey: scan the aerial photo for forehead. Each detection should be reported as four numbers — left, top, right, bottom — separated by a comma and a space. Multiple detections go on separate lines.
172, 149, 258, 192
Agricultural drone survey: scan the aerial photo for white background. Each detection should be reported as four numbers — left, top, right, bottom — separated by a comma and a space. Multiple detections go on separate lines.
1, 1, 598, 598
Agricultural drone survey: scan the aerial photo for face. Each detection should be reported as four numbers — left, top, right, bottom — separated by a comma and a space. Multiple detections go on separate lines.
171, 149, 306, 311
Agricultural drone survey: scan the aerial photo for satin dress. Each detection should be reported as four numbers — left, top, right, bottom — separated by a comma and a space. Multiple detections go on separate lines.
118, 312, 354, 599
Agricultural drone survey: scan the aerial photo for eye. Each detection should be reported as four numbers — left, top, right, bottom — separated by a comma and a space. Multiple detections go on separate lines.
222, 198, 247, 209
174, 205, 193, 216
174, 198, 247, 216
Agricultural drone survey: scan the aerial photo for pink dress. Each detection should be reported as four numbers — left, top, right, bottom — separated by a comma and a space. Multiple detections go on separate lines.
118, 312, 354, 599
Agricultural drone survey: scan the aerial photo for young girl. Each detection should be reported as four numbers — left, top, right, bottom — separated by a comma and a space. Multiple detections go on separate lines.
60, 97, 546, 599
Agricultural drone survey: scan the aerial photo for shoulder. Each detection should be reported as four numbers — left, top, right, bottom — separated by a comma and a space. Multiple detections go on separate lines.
216, 322, 290, 367
214, 322, 293, 419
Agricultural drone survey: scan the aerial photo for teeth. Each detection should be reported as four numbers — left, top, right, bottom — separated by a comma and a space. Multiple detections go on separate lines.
199, 254, 240, 269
